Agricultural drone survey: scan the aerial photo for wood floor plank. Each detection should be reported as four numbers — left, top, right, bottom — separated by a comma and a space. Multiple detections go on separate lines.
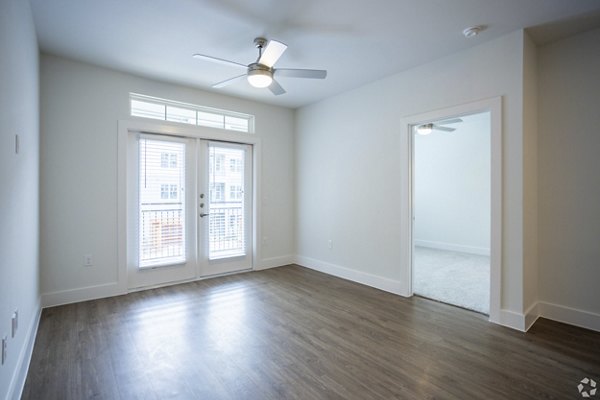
22, 265, 600, 399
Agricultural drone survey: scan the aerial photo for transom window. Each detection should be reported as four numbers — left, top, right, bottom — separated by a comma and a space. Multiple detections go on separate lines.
130, 93, 254, 133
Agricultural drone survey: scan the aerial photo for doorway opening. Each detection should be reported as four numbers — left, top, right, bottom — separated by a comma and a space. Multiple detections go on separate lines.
412, 112, 491, 314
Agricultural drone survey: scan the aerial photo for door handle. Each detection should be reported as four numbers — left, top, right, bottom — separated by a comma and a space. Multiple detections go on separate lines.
199, 213, 210, 218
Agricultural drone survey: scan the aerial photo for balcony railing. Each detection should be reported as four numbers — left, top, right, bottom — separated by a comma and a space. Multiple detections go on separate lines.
139, 203, 245, 264
208, 204, 245, 259
140, 207, 185, 266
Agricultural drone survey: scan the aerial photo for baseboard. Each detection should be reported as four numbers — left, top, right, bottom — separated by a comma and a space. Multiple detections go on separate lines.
524, 302, 541, 331
255, 255, 294, 271
295, 255, 408, 296
415, 240, 490, 256
7, 298, 41, 400
538, 301, 600, 333
496, 302, 540, 332
498, 309, 527, 332
41, 282, 124, 308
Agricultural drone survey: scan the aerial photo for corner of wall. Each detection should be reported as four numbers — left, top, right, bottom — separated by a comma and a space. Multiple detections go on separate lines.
498, 301, 540, 332
6, 299, 42, 400
522, 29, 540, 314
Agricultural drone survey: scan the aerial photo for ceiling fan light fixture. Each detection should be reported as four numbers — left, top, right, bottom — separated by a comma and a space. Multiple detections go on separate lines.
247, 67, 273, 88
417, 123, 433, 135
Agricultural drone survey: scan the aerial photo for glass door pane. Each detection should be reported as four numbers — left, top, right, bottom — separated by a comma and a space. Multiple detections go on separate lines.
127, 134, 197, 290
139, 138, 186, 267
200, 141, 252, 276
208, 145, 245, 259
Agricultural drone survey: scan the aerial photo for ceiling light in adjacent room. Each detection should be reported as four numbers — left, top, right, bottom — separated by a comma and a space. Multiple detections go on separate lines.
417, 123, 433, 135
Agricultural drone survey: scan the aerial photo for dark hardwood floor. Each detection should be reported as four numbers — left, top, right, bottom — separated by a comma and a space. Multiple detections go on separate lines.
23, 265, 600, 399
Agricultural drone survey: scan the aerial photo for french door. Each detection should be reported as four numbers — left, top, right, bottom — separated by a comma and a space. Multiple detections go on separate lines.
127, 134, 252, 289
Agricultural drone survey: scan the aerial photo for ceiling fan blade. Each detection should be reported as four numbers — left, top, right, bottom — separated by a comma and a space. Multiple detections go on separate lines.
258, 40, 287, 68
193, 54, 247, 69
268, 79, 286, 96
274, 68, 327, 79
437, 118, 463, 125
434, 126, 456, 132
212, 74, 247, 89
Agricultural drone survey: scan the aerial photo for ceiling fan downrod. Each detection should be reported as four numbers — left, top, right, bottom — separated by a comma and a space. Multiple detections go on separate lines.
254, 37, 267, 62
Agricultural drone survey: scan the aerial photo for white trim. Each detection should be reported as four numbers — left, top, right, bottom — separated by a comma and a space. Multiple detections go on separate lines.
496, 302, 540, 332
400, 97, 503, 325
41, 282, 123, 308
524, 302, 541, 331
497, 302, 600, 333
295, 255, 407, 296
7, 299, 41, 400
256, 255, 295, 270
498, 309, 527, 331
414, 240, 490, 256
539, 301, 600, 333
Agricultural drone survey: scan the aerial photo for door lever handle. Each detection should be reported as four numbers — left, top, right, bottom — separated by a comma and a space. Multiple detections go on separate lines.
199, 213, 210, 218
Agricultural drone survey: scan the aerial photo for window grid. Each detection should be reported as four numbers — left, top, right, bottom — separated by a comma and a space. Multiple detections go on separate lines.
130, 93, 254, 133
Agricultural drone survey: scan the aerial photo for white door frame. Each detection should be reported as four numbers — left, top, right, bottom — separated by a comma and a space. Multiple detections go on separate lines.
399, 97, 502, 324
117, 118, 262, 293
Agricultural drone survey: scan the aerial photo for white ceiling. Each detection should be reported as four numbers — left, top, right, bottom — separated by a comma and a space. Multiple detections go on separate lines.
30, 0, 600, 108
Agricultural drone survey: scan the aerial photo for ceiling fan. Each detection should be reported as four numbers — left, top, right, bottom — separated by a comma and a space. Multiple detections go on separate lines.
193, 37, 327, 96
416, 118, 463, 135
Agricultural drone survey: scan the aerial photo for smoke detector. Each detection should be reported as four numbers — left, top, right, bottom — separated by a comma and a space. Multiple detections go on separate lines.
463, 25, 485, 38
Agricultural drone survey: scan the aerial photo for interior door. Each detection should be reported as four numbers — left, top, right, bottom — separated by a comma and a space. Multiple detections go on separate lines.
127, 134, 198, 289
198, 141, 253, 276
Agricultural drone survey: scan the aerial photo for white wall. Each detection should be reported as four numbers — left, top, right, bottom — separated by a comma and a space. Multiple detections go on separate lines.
296, 30, 529, 317
0, 0, 40, 398
414, 113, 491, 255
40, 54, 295, 305
538, 28, 600, 317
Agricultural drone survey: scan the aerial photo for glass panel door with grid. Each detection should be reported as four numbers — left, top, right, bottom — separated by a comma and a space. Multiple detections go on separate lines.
127, 135, 197, 289
127, 135, 253, 289
199, 141, 252, 276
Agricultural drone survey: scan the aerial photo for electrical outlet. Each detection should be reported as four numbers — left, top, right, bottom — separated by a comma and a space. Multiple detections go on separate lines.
11, 310, 18, 338
84, 254, 93, 267
328, 239, 333, 249
1, 336, 7, 365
